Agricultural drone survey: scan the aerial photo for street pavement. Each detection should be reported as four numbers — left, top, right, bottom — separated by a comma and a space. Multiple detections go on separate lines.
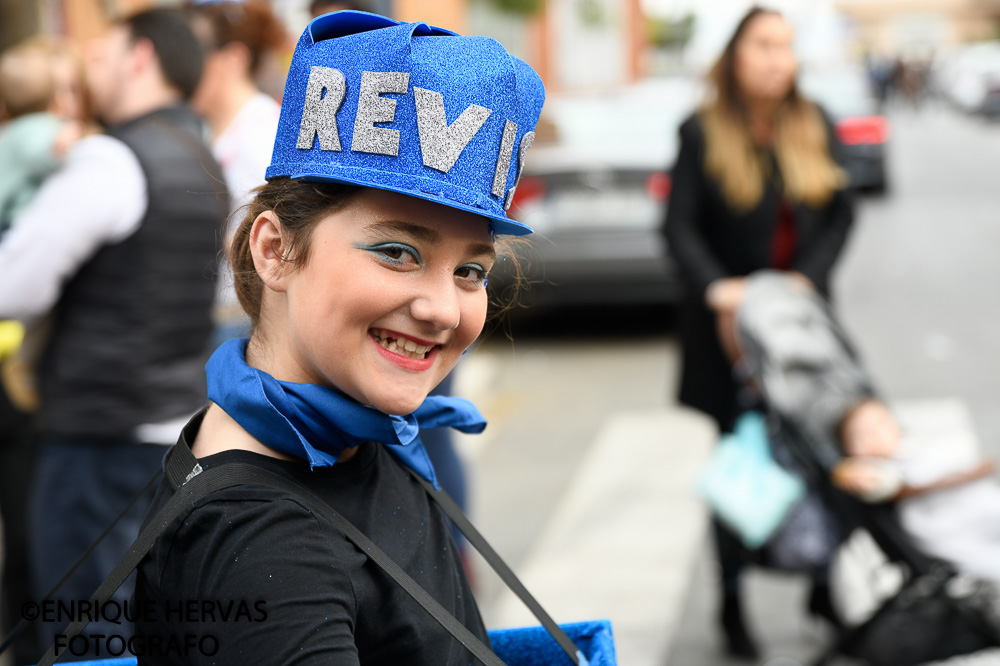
835, 103, 1000, 456
453, 100, 1000, 665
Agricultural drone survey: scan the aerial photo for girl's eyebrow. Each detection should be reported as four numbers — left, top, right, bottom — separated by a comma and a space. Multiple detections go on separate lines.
365, 220, 440, 243
467, 242, 496, 262
364, 220, 496, 261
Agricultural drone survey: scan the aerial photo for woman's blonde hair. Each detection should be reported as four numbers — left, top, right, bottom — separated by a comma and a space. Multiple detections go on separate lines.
700, 6, 844, 212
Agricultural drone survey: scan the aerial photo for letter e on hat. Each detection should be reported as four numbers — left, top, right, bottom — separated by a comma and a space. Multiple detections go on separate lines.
352, 71, 409, 156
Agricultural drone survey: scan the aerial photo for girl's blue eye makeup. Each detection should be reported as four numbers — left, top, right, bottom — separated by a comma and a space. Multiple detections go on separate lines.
354, 241, 422, 266
355, 241, 489, 286
455, 263, 487, 286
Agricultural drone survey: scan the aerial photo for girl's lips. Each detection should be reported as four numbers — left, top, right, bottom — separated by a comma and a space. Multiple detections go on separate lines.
369, 333, 438, 372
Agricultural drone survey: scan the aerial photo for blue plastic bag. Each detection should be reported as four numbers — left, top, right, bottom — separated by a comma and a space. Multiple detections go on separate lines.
697, 411, 806, 549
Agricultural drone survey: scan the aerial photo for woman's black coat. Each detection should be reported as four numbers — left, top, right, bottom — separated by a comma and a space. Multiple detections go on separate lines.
663, 112, 855, 431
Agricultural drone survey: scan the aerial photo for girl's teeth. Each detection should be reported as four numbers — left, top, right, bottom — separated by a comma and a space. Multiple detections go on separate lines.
373, 331, 433, 359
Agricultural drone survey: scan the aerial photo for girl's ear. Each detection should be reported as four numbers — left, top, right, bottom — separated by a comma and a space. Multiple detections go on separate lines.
249, 210, 289, 293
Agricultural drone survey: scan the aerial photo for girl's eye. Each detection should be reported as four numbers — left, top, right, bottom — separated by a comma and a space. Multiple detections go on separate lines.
356, 242, 421, 267
455, 263, 487, 286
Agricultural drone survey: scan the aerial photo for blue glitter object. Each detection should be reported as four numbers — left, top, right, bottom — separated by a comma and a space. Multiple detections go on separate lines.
267, 11, 545, 236
68, 621, 615, 666
489, 620, 615, 665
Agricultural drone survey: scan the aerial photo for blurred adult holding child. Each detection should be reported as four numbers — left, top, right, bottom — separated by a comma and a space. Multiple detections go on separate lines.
663, 5, 855, 658
0, 8, 226, 656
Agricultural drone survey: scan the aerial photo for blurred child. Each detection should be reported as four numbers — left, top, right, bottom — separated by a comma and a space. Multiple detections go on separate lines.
834, 398, 1000, 583
0, 38, 91, 660
0, 38, 85, 237
0, 38, 91, 411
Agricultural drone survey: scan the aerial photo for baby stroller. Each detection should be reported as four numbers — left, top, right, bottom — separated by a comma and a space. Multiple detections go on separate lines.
733, 272, 1000, 666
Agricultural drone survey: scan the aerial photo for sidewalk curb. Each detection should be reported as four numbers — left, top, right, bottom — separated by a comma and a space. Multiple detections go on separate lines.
483, 408, 715, 665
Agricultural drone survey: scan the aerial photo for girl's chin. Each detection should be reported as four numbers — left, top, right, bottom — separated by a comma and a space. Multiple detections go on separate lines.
367, 393, 430, 417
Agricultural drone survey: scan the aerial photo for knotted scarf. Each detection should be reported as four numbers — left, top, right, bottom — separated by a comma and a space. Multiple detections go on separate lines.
205, 338, 487, 488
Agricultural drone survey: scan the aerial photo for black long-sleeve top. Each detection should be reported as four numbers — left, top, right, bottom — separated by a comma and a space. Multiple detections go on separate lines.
134, 413, 488, 665
662, 109, 855, 430
664, 112, 854, 298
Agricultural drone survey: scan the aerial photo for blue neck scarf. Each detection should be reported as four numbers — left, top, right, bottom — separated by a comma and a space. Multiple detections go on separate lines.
205, 338, 487, 488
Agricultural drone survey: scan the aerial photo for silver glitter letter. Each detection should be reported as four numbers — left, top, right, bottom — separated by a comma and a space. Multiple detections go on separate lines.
491, 120, 518, 198
413, 87, 492, 173
296, 66, 346, 151
504, 130, 536, 210
351, 71, 410, 156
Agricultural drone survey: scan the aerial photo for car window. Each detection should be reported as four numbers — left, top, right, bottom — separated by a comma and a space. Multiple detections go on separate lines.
798, 68, 877, 117
537, 78, 701, 161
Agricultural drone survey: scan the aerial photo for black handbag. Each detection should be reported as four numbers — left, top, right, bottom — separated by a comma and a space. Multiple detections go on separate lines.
844, 569, 1000, 666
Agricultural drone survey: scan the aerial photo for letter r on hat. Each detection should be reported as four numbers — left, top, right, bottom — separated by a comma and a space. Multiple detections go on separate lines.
297, 67, 346, 151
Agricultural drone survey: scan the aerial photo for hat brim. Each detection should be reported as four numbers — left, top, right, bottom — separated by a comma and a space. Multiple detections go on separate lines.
290, 171, 533, 237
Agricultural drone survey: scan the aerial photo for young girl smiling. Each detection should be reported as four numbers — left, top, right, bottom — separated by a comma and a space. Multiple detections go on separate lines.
131, 10, 544, 664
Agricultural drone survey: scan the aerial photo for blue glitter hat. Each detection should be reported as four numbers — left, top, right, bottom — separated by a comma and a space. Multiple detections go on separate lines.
266, 11, 545, 236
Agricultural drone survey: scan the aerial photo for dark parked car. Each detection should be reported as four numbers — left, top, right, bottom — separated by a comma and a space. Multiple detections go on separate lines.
490, 78, 699, 311
799, 65, 890, 192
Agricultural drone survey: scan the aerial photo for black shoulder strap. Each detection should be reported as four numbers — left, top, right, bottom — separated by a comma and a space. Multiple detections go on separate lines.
411, 474, 584, 665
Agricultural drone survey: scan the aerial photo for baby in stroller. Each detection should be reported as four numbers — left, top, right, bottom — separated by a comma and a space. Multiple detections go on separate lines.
835, 398, 1000, 584
736, 271, 1000, 587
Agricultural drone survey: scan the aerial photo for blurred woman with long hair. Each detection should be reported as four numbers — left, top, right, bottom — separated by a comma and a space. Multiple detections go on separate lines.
188, 1, 286, 211
187, 1, 288, 344
664, 6, 854, 658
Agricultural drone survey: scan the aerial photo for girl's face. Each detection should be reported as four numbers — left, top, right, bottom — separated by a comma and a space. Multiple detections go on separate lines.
256, 189, 495, 416
734, 13, 797, 106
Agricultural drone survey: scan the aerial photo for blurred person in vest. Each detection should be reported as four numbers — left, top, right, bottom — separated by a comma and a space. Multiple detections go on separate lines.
663, 6, 854, 659
0, 8, 226, 657
187, 0, 286, 346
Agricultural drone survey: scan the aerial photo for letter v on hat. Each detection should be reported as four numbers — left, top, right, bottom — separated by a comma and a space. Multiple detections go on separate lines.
266, 10, 545, 236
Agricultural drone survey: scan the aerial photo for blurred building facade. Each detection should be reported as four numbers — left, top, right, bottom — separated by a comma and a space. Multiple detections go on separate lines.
1, 0, 647, 95
836, 0, 1000, 56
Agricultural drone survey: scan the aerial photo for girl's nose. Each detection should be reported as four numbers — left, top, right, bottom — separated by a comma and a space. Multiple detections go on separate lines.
409, 275, 461, 331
